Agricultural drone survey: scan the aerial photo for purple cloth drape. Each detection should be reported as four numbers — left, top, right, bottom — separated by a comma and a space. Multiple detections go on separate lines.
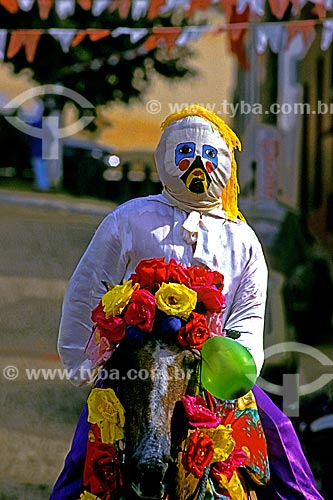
49, 385, 324, 500
252, 386, 324, 500
49, 404, 89, 500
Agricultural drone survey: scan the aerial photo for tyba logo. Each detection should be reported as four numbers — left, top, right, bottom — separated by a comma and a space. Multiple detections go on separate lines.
3, 84, 95, 160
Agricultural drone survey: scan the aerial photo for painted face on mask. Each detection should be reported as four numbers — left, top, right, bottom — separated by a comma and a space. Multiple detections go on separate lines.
175, 142, 218, 194
155, 120, 232, 209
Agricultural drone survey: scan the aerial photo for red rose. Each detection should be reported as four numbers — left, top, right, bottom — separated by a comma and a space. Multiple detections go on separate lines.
130, 258, 170, 290
83, 426, 124, 496
167, 259, 191, 286
91, 303, 126, 343
178, 312, 211, 349
182, 395, 221, 428
193, 286, 226, 313
123, 289, 156, 332
186, 266, 224, 289
182, 429, 214, 478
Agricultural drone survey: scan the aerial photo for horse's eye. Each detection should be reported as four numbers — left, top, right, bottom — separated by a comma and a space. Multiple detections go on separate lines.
179, 145, 192, 155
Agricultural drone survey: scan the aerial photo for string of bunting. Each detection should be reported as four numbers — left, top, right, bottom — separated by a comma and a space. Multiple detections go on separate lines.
0, 1, 332, 66
0, 0, 333, 21
0, 18, 333, 66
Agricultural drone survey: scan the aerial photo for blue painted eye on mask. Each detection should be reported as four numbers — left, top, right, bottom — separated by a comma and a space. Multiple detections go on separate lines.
202, 145, 218, 170
175, 142, 195, 166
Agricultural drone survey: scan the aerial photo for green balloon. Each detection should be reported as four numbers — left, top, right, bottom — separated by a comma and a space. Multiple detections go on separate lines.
201, 336, 257, 400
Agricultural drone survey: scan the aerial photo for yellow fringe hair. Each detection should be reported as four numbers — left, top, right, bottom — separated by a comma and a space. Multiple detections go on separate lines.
161, 104, 245, 222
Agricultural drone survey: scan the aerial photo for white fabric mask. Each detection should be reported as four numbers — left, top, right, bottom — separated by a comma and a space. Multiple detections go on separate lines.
155, 116, 232, 213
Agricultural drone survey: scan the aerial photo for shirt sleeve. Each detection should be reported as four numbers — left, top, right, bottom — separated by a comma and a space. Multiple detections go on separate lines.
223, 235, 268, 376
57, 211, 127, 386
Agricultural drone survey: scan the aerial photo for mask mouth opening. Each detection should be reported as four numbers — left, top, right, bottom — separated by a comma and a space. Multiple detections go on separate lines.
180, 156, 211, 194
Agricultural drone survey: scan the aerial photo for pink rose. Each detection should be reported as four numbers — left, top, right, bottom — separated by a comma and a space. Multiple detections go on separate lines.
182, 395, 221, 428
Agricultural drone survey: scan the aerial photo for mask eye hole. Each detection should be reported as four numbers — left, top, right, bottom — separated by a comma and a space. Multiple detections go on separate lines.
205, 148, 216, 158
179, 145, 192, 155
175, 142, 195, 167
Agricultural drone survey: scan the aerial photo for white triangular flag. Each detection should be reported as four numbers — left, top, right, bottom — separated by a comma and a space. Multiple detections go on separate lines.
255, 24, 284, 54
92, 0, 111, 16
321, 19, 333, 51
55, 0, 75, 19
176, 25, 210, 47
112, 27, 148, 44
254, 25, 268, 54
161, 0, 190, 12
49, 29, 77, 52
0, 30, 7, 61
131, 0, 149, 20
266, 24, 284, 53
17, 0, 34, 11
237, 0, 264, 15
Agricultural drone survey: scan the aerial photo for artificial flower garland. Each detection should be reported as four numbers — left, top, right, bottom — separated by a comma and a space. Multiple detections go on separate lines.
85, 257, 226, 367
80, 258, 269, 500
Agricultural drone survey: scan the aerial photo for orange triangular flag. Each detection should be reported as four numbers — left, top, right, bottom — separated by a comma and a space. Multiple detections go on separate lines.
147, 0, 165, 20
312, 1, 327, 19
144, 27, 181, 55
88, 29, 110, 42
186, 0, 211, 18
218, 0, 237, 20
287, 20, 316, 47
228, 5, 250, 71
108, 0, 131, 18
37, 0, 53, 19
268, 0, 290, 20
71, 30, 87, 47
7, 29, 42, 62
0, 0, 19, 13
77, 0, 92, 10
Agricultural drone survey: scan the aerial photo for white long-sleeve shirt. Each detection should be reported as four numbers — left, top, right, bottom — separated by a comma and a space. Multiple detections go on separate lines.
58, 194, 268, 385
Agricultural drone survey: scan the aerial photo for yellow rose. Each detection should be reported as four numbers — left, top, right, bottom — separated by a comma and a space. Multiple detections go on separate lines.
204, 424, 235, 462
87, 388, 125, 444
102, 279, 139, 317
155, 282, 197, 320
79, 492, 102, 500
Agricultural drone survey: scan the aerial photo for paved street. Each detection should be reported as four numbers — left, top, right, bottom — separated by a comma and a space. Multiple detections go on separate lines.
0, 195, 115, 498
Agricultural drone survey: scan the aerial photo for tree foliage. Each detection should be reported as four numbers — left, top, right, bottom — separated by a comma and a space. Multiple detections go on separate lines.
0, 4, 197, 127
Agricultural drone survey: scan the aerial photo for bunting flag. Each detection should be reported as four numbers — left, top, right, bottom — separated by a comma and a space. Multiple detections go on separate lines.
228, 5, 250, 71
6, 28, 41, 62
286, 19, 316, 47
71, 28, 110, 46
91, 0, 110, 16
255, 23, 285, 53
55, 0, 75, 18
143, 26, 182, 53
321, 18, 333, 49
108, 0, 131, 18
268, 0, 290, 19
37, 0, 53, 19
48, 28, 76, 51
111, 27, 148, 43
17, 0, 34, 11
0, 0, 333, 20
0, 0, 19, 13
0, 29, 7, 60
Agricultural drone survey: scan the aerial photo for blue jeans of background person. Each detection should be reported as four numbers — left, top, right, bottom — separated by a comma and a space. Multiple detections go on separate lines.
31, 156, 49, 192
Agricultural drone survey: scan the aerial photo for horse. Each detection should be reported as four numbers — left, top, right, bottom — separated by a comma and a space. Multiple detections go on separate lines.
103, 332, 265, 500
